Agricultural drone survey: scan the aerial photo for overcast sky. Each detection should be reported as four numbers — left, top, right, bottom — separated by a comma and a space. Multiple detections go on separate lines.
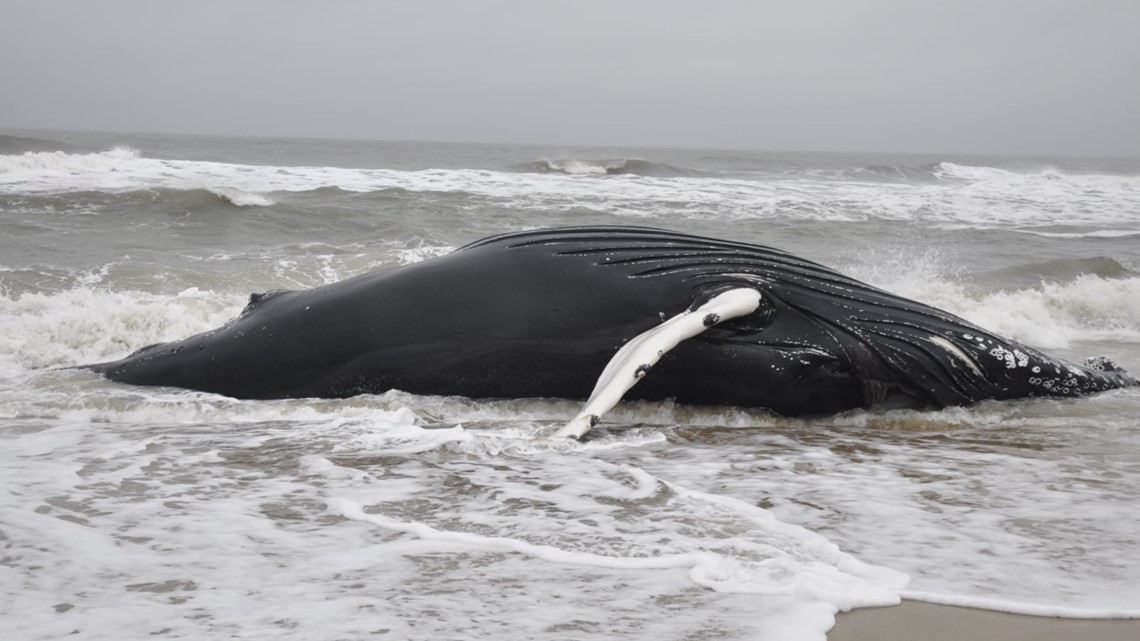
3, 0, 1138, 156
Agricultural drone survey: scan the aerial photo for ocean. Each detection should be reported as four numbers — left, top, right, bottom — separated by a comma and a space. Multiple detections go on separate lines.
2, 129, 1138, 640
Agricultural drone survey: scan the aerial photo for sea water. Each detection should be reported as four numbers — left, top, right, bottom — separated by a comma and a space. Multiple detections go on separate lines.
2, 129, 1139, 639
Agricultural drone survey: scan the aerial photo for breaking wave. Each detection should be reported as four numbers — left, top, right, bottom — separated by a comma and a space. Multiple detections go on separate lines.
853, 254, 1140, 350
974, 257, 1134, 289
840, 159, 1140, 187
846, 162, 945, 183
4, 149, 1139, 231
206, 186, 274, 207
518, 157, 701, 177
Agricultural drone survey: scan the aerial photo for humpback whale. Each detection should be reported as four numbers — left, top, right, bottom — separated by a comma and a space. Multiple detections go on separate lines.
85, 227, 1138, 438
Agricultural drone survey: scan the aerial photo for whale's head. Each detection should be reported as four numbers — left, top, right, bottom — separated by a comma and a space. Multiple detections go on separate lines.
518, 226, 1139, 412
709, 267, 1138, 411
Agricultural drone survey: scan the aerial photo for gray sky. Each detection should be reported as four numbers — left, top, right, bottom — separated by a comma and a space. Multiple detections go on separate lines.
3, 0, 1139, 156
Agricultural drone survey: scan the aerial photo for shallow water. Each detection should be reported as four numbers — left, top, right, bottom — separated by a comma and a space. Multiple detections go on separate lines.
2, 129, 1139, 639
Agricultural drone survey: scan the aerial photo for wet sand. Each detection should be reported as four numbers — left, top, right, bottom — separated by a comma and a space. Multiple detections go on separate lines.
830, 601, 1140, 641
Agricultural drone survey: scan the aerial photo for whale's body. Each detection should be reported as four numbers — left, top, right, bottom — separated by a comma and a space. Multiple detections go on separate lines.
86, 227, 1137, 428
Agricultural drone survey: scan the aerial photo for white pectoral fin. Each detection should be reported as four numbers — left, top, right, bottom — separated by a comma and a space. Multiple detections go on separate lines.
555, 287, 762, 439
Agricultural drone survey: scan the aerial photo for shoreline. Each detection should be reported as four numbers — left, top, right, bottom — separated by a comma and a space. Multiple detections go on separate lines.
830, 600, 1140, 641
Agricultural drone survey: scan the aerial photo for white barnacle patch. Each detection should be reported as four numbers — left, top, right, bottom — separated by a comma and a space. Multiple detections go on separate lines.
1060, 376, 1079, 394
988, 345, 1019, 369
929, 336, 984, 376
1013, 349, 1029, 367
1067, 365, 1088, 378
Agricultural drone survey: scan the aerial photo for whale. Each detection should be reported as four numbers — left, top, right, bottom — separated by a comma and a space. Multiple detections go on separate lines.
85, 226, 1138, 438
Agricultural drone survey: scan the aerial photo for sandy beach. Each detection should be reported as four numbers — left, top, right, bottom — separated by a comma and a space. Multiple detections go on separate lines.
831, 601, 1140, 641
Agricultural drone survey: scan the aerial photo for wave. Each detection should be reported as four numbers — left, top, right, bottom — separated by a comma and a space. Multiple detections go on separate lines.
842, 159, 1137, 187
0, 133, 84, 155
846, 162, 945, 183
0, 149, 273, 206
2, 187, 273, 216
932, 161, 1023, 182
1008, 229, 1140, 239
517, 157, 702, 177
975, 257, 1134, 289
855, 256, 1140, 350
4, 148, 1140, 230
849, 161, 1074, 184
207, 186, 273, 207
837, 161, 1012, 184
0, 286, 239, 376
928, 160, 1139, 188
0, 145, 142, 175
964, 275, 1140, 349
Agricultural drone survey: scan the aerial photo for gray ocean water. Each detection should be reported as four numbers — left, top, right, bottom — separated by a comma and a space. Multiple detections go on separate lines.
2, 129, 1139, 640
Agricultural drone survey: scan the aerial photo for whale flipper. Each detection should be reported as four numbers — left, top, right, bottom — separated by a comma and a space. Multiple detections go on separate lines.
556, 288, 762, 439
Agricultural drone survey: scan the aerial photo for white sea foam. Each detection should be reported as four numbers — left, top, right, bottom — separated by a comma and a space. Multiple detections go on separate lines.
1009, 229, 1140, 239
933, 161, 1022, 181
850, 252, 1140, 350
329, 482, 906, 604
207, 186, 274, 207
4, 149, 1139, 230
319, 442, 907, 633
0, 392, 905, 641
956, 276, 1140, 349
618, 406, 1140, 616
391, 244, 454, 265
0, 145, 142, 173
903, 590, 1140, 619
541, 158, 615, 175
0, 286, 239, 372
6, 374, 1134, 641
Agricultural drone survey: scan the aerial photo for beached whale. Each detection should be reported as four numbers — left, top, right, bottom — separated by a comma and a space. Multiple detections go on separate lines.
85, 227, 1137, 438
